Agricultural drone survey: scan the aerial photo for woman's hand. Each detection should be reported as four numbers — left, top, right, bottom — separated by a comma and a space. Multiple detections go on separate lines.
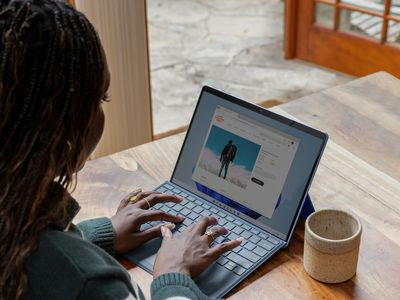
153, 216, 243, 278
110, 189, 184, 254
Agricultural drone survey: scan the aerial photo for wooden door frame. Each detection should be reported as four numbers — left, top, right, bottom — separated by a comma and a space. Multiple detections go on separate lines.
285, 0, 400, 78
76, 0, 154, 157
284, 0, 298, 59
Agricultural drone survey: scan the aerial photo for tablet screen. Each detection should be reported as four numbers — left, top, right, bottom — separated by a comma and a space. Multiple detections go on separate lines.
172, 87, 327, 241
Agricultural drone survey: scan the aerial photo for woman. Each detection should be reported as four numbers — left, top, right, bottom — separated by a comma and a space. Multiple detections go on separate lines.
0, 0, 242, 299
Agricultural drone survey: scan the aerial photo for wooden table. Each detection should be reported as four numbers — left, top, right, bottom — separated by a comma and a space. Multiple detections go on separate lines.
73, 72, 400, 299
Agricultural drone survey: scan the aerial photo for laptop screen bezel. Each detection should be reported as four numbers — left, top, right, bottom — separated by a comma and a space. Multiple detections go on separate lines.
170, 85, 328, 243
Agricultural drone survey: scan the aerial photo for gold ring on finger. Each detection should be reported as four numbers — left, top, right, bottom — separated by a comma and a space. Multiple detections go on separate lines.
205, 230, 215, 242
144, 198, 151, 209
130, 195, 140, 203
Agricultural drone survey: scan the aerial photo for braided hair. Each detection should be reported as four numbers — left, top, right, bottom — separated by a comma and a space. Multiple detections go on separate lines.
0, 1, 109, 299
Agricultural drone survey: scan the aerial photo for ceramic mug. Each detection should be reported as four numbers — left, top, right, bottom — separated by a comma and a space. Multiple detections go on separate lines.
303, 209, 362, 283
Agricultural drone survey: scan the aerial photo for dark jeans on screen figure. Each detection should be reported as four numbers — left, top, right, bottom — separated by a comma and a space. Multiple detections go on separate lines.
218, 157, 230, 179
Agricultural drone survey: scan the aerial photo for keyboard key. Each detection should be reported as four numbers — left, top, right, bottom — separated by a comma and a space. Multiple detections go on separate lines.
194, 199, 202, 205
226, 216, 234, 222
225, 223, 235, 230
153, 203, 162, 210
233, 266, 246, 276
159, 205, 169, 212
164, 184, 173, 190
253, 246, 267, 257
180, 192, 188, 198
149, 220, 162, 227
241, 230, 252, 239
232, 246, 241, 253
200, 210, 211, 216
202, 204, 211, 209
259, 232, 267, 239
227, 253, 252, 269
232, 227, 244, 235
180, 208, 191, 216
193, 206, 203, 214
258, 240, 274, 251
210, 207, 218, 214
187, 196, 195, 201
168, 208, 178, 215
172, 188, 181, 194
238, 249, 260, 263
268, 236, 280, 245
183, 218, 192, 226
234, 220, 242, 226
156, 187, 166, 193
185, 202, 195, 209
214, 236, 226, 244
187, 212, 198, 220
225, 261, 236, 271
227, 232, 238, 241
165, 190, 174, 196
242, 224, 251, 230
174, 204, 183, 211
216, 256, 229, 266
217, 211, 227, 218
249, 235, 261, 244
244, 241, 256, 251
250, 228, 259, 235
218, 219, 227, 226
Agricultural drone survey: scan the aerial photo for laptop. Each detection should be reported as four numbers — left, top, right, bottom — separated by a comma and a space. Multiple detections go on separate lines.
124, 86, 328, 298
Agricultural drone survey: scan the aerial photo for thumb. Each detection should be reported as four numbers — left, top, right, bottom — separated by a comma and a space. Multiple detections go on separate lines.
160, 225, 173, 239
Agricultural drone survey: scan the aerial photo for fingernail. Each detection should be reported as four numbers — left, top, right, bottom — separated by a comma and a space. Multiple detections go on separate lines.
165, 223, 175, 230
176, 195, 183, 200
236, 237, 245, 244
160, 226, 167, 237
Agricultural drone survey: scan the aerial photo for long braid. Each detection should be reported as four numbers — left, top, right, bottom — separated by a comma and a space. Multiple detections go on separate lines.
0, 2, 59, 205
0, 1, 109, 299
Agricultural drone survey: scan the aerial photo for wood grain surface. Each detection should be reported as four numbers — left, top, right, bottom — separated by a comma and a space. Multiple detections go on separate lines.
72, 72, 400, 299
76, 0, 153, 157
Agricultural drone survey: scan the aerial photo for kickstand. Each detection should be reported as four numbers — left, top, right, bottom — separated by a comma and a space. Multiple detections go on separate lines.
300, 194, 315, 220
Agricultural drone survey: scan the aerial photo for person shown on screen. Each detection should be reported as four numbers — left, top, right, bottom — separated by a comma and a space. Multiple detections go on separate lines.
0, 1, 242, 299
218, 140, 237, 179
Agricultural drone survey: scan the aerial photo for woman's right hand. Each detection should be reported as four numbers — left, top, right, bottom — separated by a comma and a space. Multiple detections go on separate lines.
153, 216, 243, 278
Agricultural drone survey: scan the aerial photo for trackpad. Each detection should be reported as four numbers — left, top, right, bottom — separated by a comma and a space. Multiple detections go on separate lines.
124, 238, 238, 298
123, 237, 161, 273
195, 263, 239, 297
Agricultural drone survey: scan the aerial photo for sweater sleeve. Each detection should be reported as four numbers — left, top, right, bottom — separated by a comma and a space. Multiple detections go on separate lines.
78, 277, 145, 300
151, 273, 209, 300
76, 217, 115, 256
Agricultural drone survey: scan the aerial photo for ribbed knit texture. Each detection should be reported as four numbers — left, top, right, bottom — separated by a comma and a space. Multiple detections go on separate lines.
151, 272, 209, 300
26, 225, 138, 299
26, 212, 210, 299
76, 217, 115, 256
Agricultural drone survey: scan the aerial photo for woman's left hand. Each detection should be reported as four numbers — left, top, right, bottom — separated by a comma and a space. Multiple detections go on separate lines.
110, 189, 184, 254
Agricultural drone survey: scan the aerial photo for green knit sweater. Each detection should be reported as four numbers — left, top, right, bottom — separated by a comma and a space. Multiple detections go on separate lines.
25, 216, 209, 299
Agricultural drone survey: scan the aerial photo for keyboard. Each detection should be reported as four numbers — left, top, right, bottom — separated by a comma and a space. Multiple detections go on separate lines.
141, 183, 281, 276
